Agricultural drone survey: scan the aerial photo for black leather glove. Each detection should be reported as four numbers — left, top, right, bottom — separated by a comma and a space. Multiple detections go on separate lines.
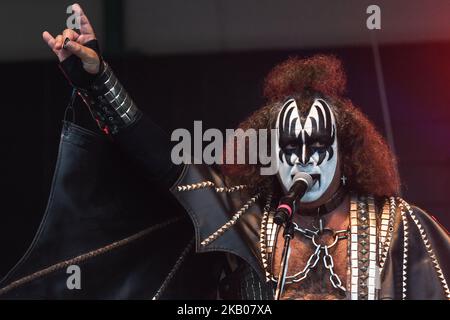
59, 39, 104, 89
55, 38, 141, 135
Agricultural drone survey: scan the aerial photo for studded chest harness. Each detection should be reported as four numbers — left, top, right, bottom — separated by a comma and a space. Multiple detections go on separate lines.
260, 193, 384, 299
172, 177, 445, 300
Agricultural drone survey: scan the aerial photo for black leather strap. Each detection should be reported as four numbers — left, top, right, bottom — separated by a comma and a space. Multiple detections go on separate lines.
59, 39, 103, 89
298, 185, 347, 216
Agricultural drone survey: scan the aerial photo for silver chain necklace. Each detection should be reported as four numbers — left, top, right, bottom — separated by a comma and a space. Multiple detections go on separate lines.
271, 218, 348, 292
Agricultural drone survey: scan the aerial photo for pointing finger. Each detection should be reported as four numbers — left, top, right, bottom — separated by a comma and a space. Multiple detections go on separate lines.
42, 31, 56, 49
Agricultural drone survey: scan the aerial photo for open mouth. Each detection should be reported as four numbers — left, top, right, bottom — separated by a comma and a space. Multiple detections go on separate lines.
291, 173, 321, 188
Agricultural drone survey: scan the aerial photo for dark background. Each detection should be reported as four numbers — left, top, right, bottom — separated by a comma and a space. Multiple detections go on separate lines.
1, 0, 450, 277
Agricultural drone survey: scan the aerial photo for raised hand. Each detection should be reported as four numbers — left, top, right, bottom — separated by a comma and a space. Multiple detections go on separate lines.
42, 3, 100, 74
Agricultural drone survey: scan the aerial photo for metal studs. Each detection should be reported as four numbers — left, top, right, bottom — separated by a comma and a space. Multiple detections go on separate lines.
177, 181, 247, 193
397, 197, 450, 300
259, 193, 274, 282
200, 193, 260, 247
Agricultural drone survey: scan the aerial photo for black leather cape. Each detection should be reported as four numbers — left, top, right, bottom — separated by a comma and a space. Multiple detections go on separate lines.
0, 121, 448, 300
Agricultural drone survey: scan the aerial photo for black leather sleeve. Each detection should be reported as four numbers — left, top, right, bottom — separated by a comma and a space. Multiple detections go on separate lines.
114, 114, 184, 189
380, 203, 450, 300
58, 40, 182, 188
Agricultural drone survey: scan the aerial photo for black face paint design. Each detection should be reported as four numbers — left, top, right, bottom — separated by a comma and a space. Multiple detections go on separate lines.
278, 99, 336, 166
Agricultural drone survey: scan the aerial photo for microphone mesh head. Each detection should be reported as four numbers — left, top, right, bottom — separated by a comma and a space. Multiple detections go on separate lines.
293, 172, 314, 188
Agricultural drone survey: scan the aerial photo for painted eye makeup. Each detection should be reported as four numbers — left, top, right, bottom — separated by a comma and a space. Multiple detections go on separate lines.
310, 141, 326, 148
275, 98, 338, 202
277, 98, 336, 167
284, 142, 297, 150
279, 136, 298, 151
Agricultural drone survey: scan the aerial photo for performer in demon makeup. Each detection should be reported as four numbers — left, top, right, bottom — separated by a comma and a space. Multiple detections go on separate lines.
4, 4, 447, 300
275, 98, 338, 202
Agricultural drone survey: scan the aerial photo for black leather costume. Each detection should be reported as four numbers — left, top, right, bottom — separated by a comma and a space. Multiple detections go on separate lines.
0, 58, 449, 300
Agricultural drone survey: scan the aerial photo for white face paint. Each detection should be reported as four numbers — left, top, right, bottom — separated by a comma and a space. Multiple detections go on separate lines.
274, 98, 338, 202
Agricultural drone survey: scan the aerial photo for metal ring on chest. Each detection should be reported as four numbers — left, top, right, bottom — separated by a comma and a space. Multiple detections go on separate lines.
311, 228, 339, 249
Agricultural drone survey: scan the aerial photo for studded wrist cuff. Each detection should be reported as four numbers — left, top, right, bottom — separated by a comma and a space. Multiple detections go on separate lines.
78, 62, 142, 135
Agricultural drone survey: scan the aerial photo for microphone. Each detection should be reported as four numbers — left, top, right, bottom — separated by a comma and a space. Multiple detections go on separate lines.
273, 172, 314, 226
